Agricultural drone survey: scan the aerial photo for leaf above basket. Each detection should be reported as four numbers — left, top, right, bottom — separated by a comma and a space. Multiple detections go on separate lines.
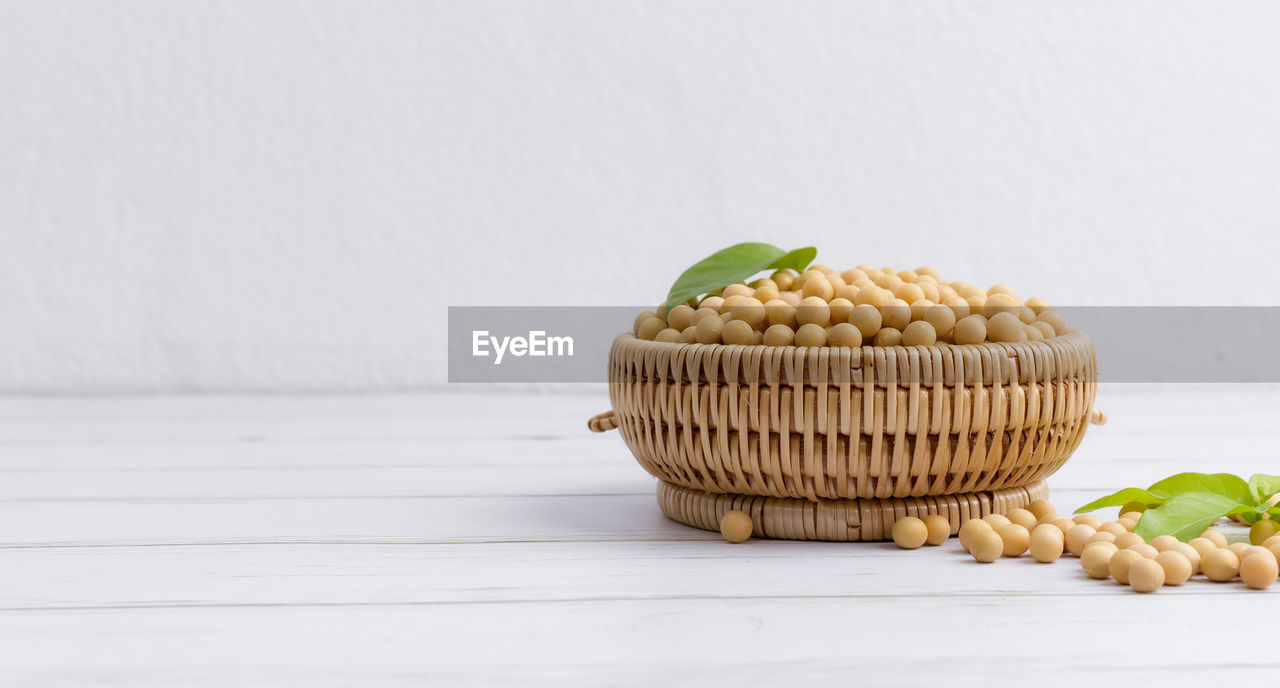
663, 243, 817, 308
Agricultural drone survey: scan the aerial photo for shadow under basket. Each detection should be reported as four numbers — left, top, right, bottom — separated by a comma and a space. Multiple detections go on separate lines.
589, 331, 1105, 542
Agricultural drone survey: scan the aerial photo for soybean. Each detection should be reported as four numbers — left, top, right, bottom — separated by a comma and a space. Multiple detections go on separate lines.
1029, 524, 1065, 563
892, 517, 929, 549
720, 510, 753, 543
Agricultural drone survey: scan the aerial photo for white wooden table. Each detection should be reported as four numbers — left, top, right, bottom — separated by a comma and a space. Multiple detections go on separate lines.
2, 385, 1276, 686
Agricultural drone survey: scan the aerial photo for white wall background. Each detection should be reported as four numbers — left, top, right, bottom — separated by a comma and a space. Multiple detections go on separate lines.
3, 1, 1279, 392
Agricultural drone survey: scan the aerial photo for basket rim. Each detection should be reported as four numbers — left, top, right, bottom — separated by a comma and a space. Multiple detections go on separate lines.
609, 329, 1095, 386
616, 328, 1088, 354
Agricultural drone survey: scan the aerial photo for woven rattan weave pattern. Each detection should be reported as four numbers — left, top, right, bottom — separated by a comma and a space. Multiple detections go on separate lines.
592, 330, 1098, 541
657, 479, 1049, 542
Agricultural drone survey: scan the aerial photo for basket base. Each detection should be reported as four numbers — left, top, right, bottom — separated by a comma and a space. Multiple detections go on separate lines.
657, 480, 1049, 542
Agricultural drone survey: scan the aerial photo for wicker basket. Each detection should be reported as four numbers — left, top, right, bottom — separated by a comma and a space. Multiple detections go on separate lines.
589, 330, 1104, 541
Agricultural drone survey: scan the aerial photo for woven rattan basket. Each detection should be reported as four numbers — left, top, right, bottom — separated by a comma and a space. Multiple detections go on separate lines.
589, 331, 1104, 541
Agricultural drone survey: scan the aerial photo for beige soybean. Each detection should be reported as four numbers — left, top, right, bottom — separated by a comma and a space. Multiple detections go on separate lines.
1098, 521, 1128, 537
854, 285, 891, 308
1128, 558, 1166, 593
952, 315, 987, 345
795, 296, 832, 327
801, 275, 834, 301
762, 324, 795, 347
728, 297, 766, 329
764, 300, 798, 328
828, 297, 855, 324
1154, 550, 1193, 586
923, 514, 951, 545
983, 513, 1012, 530
1065, 524, 1097, 556
892, 517, 929, 549
719, 294, 745, 315
1203, 549, 1240, 582
1073, 513, 1103, 529
693, 306, 721, 324
1167, 542, 1202, 574
827, 322, 862, 348
654, 328, 682, 343
1052, 517, 1076, 537
848, 304, 883, 338
1149, 535, 1179, 552
666, 305, 696, 331
1081, 542, 1120, 578
1188, 537, 1219, 562
721, 319, 756, 345
1040, 309, 1069, 336
1029, 524, 1065, 563
983, 312, 1024, 340
834, 285, 860, 303
1115, 517, 1138, 532
1031, 320, 1056, 339
722, 283, 754, 299
1036, 512, 1061, 526
634, 311, 658, 334
795, 323, 828, 347
1113, 532, 1145, 550
753, 284, 780, 303
941, 296, 970, 319
1228, 542, 1254, 560
970, 529, 1005, 563
1025, 500, 1055, 520
1109, 549, 1144, 585
894, 282, 925, 305
1006, 508, 1038, 531
881, 300, 911, 330
1241, 549, 1279, 589
998, 524, 1030, 557
719, 510, 753, 543
1200, 528, 1229, 548
1128, 543, 1159, 559
770, 270, 795, 291
695, 315, 724, 344
901, 320, 937, 346
984, 293, 1020, 316
637, 317, 666, 341
959, 518, 992, 552
679, 325, 698, 343
874, 327, 903, 347
1087, 531, 1117, 546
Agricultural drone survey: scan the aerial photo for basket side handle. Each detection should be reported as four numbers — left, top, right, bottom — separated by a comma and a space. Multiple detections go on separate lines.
588, 410, 618, 433
1089, 408, 1107, 425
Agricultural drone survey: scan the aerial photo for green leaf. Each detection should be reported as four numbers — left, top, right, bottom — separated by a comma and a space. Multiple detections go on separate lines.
1248, 474, 1280, 503
768, 247, 818, 274
1073, 487, 1166, 514
1133, 492, 1246, 542
663, 243, 816, 308
1147, 472, 1253, 503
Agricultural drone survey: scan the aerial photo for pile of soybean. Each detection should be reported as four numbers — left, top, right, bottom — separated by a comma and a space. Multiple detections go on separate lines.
717, 502, 1280, 593
634, 265, 1067, 348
